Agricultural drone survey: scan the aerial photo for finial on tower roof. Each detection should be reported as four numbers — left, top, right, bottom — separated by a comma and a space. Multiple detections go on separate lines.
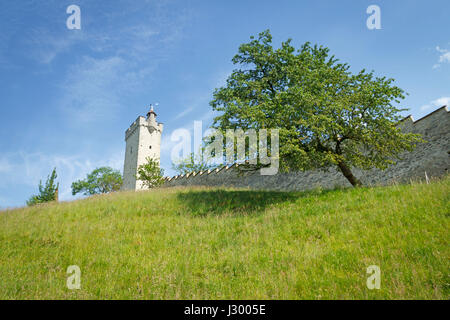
147, 103, 158, 118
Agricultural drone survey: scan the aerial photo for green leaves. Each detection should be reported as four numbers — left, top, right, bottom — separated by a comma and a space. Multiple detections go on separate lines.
71, 167, 123, 196
27, 168, 59, 206
210, 30, 423, 186
136, 157, 165, 188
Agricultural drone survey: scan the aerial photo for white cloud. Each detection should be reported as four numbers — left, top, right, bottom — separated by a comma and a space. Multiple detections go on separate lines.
59, 56, 131, 122
1, 1, 193, 124
433, 46, 450, 69
54, 4, 191, 124
26, 28, 86, 64
0, 158, 13, 173
420, 96, 450, 111
174, 107, 194, 120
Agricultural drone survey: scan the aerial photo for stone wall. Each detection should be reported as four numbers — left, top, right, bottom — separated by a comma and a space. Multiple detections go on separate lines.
162, 106, 449, 191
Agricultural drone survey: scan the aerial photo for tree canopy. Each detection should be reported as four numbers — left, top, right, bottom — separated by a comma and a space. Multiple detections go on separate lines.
71, 167, 123, 196
210, 30, 422, 186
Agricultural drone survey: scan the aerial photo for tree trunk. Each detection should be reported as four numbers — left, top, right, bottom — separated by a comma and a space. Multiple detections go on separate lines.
337, 161, 362, 187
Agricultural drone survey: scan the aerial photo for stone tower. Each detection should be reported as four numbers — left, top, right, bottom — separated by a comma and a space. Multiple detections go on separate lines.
122, 105, 163, 190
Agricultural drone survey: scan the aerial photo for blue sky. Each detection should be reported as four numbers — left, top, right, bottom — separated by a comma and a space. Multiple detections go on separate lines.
0, 0, 449, 208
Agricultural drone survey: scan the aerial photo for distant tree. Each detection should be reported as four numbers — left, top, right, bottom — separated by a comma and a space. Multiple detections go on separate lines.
210, 30, 422, 187
172, 151, 217, 175
136, 157, 165, 188
71, 167, 123, 196
27, 168, 59, 206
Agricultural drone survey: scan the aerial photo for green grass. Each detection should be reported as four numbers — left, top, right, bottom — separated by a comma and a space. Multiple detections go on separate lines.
0, 177, 449, 299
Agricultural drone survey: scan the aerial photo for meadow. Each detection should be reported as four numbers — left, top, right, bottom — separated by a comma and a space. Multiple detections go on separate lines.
0, 177, 448, 299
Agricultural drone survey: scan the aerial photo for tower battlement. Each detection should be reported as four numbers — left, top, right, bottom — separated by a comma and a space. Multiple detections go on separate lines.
125, 116, 163, 141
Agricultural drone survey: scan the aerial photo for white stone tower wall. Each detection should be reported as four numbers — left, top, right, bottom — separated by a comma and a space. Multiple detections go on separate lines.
122, 119, 140, 190
123, 108, 163, 191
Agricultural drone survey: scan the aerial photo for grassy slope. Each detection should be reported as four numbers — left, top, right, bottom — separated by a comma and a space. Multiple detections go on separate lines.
0, 178, 448, 299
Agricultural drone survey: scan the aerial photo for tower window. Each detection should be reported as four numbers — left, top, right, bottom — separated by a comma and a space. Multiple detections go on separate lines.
149, 145, 152, 149
130, 146, 132, 154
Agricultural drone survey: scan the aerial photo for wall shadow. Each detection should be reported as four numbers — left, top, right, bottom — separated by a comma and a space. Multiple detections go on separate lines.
176, 189, 301, 217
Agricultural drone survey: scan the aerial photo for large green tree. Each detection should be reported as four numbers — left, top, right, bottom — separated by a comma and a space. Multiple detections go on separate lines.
210, 30, 422, 186
27, 168, 59, 206
71, 167, 123, 196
